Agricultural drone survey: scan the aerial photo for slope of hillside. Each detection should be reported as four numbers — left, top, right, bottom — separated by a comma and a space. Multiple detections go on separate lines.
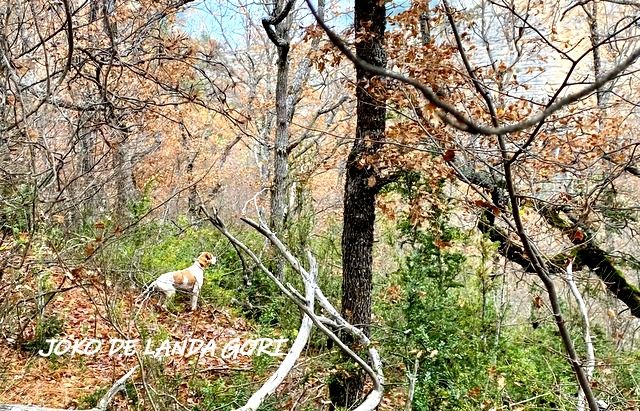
0, 265, 259, 408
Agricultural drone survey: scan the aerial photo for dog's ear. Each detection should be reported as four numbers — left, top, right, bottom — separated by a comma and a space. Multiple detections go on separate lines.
198, 252, 215, 267
206, 253, 217, 266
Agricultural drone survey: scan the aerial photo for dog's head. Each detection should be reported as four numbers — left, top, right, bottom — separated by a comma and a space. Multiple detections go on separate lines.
197, 252, 216, 268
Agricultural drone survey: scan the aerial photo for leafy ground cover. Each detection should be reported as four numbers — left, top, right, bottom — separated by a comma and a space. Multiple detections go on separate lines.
0, 262, 255, 408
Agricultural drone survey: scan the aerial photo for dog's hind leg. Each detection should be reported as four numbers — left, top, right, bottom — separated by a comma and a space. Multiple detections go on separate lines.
153, 277, 176, 308
159, 289, 175, 309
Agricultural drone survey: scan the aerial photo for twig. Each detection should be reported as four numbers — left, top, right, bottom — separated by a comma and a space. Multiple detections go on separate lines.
566, 260, 595, 411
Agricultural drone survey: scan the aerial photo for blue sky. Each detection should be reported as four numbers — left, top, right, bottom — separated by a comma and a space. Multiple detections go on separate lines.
176, 0, 417, 45
177, 0, 348, 44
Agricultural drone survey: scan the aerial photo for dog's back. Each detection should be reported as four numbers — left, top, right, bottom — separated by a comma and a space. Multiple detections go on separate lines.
170, 268, 198, 290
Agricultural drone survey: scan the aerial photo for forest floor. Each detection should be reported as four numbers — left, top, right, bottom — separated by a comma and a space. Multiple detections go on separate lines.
0, 264, 257, 409
0, 245, 404, 410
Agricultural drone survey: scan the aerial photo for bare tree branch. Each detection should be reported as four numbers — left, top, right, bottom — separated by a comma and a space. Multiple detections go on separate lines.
262, 0, 296, 48
304, 0, 640, 136
200, 206, 384, 410
235, 253, 316, 411
566, 260, 596, 411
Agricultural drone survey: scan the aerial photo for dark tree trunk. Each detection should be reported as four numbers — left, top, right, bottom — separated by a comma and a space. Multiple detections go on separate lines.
419, 3, 431, 45
187, 156, 198, 218
180, 128, 198, 219
588, 1, 606, 109
329, 0, 387, 407
75, 126, 99, 224
269, 9, 290, 281
262, 0, 294, 281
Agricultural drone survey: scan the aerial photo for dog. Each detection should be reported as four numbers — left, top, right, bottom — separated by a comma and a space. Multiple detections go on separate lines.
137, 252, 216, 311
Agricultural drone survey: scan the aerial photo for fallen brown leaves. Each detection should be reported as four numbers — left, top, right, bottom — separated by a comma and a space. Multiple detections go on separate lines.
0, 266, 253, 408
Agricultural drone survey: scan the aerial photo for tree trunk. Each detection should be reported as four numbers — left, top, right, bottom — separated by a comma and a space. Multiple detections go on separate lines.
419, 2, 431, 45
267, 0, 292, 281
270, 20, 290, 234
73, 123, 99, 225
112, 134, 135, 222
588, 0, 606, 109
180, 127, 198, 219
270, 49, 289, 279
329, 0, 387, 407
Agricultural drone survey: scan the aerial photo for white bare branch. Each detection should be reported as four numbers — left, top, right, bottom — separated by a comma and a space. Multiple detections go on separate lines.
201, 206, 384, 410
235, 252, 317, 411
566, 260, 596, 411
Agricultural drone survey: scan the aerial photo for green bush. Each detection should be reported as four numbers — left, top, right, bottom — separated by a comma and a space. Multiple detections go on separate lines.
376, 172, 582, 410
0, 183, 34, 234
77, 387, 108, 409
384, 225, 582, 410
190, 374, 262, 411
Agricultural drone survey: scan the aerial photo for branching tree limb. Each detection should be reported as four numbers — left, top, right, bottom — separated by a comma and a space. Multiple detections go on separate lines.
539, 206, 640, 318
200, 206, 384, 410
304, 0, 640, 136
235, 251, 316, 411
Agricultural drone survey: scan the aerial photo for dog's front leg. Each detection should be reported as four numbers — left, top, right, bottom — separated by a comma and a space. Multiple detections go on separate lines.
190, 284, 200, 311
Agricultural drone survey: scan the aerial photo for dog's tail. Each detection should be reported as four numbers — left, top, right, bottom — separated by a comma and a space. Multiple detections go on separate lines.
133, 280, 157, 319
135, 280, 157, 306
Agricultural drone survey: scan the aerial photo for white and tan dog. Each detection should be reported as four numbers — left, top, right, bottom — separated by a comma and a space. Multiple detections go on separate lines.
138, 252, 216, 311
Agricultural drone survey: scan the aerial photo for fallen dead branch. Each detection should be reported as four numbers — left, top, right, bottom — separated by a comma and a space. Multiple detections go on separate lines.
200, 206, 384, 411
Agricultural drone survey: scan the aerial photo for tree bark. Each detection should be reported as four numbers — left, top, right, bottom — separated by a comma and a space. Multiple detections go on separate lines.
588, 0, 606, 109
329, 0, 387, 407
270, 24, 289, 280
112, 134, 136, 222
179, 127, 198, 219
263, 0, 294, 281
419, 2, 431, 45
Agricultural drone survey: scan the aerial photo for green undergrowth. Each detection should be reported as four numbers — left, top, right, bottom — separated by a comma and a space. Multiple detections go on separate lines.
372, 172, 598, 410
7, 196, 639, 411
86, 215, 342, 408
